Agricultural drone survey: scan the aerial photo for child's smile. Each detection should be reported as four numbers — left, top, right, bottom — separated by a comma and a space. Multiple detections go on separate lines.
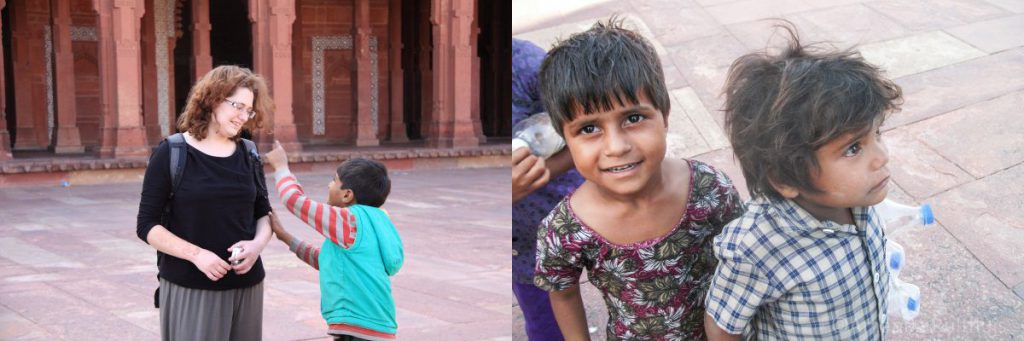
562, 93, 667, 198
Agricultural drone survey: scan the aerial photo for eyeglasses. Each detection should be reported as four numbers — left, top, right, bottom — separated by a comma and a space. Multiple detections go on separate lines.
224, 99, 256, 119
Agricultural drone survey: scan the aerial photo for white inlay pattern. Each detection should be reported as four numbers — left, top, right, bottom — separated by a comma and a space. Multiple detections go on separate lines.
310, 35, 378, 136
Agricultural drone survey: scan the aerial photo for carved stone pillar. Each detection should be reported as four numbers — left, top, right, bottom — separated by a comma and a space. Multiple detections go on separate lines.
10, 0, 49, 151
427, 0, 480, 147
191, 0, 211, 80
53, 0, 84, 153
250, 0, 300, 151
94, 0, 149, 158
353, 0, 378, 146
388, 0, 408, 142
0, 0, 9, 160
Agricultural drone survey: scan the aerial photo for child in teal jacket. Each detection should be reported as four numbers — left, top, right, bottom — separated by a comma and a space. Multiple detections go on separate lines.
265, 141, 403, 340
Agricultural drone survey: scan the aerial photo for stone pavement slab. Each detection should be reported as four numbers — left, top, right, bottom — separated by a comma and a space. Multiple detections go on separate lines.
908, 90, 1024, 178
859, 31, 986, 79
931, 163, 1024, 288
946, 14, 1024, 53
887, 47, 1024, 128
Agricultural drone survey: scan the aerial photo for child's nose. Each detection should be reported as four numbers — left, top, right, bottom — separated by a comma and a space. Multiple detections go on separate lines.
872, 141, 890, 170
602, 129, 632, 157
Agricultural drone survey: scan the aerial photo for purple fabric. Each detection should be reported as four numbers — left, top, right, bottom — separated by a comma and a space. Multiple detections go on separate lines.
513, 280, 565, 341
512, 38, 585, 284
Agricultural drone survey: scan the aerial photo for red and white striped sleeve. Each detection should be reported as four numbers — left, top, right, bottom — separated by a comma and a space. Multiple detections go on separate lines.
288, 239, 321, 270
274, 168, 357, 248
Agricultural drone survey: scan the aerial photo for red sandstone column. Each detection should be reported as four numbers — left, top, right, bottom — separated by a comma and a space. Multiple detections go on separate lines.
141, 0, 161, 144
426, 0, 450, 147
191, 0, 211, 80
353, 0, 378, 146
53, 0, 85, 153
10, 0, 49, 151
388, 0, 408, 143
250, 0, 300, 152
94, 0, 149, 158
449, 0, 480, 146
428, 0, 479, 147
0, 0, 10, 161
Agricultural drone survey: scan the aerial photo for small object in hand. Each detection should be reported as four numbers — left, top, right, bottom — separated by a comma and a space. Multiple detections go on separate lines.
230, 247, 242, 266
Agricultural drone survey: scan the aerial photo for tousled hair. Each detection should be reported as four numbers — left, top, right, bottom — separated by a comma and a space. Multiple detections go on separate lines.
539, 16, 670, 137
337, 158, 391, 207
723, 21, 902, 199
177, 65, 273, 141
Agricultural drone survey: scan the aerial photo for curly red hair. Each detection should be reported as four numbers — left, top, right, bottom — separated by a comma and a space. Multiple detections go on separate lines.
177, 65, 274, 141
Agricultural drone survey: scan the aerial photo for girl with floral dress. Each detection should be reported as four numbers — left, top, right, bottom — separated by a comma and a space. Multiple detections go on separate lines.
532, 19, 745, 340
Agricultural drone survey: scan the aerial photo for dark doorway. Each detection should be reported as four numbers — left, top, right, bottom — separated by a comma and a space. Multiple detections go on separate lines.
173, 0, 194, 127
210, 0, 252, 69
1, 5, 15, 147
401, 0, 425, 140
478, 0, 511, 139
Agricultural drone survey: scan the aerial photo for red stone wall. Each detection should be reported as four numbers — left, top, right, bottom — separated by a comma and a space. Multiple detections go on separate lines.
292, 0, 393, 145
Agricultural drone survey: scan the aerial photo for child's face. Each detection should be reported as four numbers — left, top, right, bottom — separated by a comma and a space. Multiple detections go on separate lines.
562, 93, 667, 197
789, 123, 890, 211
328, 174, 353, 207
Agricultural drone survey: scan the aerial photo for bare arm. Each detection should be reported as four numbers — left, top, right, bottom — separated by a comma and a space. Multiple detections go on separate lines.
705, 312, 742, 341
146, 225, 230, 281
549, 285, 590, 341
545, 147, 575, 179
228, 215, 273, 275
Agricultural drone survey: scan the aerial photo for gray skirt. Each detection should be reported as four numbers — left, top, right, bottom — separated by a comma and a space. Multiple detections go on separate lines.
159, 277, 263, 341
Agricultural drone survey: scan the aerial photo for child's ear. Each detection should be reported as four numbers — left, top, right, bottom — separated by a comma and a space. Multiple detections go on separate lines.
768, 178, 800, 199
342, 189, 356, 205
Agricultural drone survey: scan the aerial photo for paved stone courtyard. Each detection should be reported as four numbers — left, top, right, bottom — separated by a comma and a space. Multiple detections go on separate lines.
515, 0, 1024, 339
0, 167, 514, 340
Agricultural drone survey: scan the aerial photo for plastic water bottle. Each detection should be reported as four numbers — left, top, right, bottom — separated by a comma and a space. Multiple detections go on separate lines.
513, 112, 565, 159
60, 180, 71, 188
888, 277, 921, 321
885, 239, 906, 279
873, 198, 935, 232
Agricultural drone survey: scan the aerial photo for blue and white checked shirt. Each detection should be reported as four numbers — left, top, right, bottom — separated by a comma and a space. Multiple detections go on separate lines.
705, 197, 890, 340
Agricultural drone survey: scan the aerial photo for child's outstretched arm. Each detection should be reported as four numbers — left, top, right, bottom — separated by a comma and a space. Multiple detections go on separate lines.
269, 211, 320, 270
549, 285, 590, 341
265, 141, 356, 249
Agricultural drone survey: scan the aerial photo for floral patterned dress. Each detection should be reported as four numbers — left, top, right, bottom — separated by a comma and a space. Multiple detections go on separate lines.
534, 160, 745, 340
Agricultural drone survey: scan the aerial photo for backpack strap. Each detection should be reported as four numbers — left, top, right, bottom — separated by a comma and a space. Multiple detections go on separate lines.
242, 138, 269, 201
166, 133, 187, 201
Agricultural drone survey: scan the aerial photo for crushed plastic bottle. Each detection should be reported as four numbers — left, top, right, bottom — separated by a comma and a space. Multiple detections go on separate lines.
874, 198, 934, 232
887, 276, 921, 321
513, 112, 565, 159
885, 238, 906, 279
875, 198, 935, 322
60, 180, 71, 188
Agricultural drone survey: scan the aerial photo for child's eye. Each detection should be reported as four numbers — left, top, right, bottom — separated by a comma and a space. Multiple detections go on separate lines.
844, 142, 862, 157
579, 125, 599, 135
625, 113, 645, 124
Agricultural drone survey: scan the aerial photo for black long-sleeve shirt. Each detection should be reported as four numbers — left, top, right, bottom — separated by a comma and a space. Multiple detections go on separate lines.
137, 139, 271, 290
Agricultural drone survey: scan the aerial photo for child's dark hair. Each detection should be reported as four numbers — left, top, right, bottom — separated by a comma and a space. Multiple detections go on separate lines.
723, 21, 902, 200
336, 157, 391, 207
539, 16, 670, 137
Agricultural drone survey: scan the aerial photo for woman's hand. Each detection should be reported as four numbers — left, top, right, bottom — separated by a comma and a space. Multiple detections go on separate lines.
227, 239, 267, 275
192, 248, 231, 281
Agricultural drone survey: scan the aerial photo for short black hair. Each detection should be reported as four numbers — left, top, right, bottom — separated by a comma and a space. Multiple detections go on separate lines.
336, 157, 391, 207
723, 21, 902, 200
539, 16, 670, 137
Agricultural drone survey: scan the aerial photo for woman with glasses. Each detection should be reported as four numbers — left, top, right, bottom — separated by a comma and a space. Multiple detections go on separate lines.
136, 65, 275, 340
